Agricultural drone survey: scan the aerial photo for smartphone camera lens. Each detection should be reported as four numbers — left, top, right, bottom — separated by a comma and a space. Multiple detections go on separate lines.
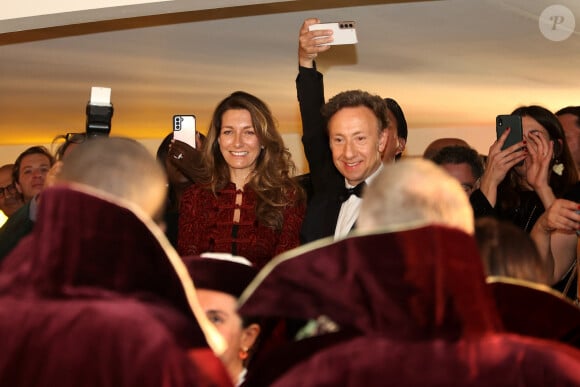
497, 118, 503, 127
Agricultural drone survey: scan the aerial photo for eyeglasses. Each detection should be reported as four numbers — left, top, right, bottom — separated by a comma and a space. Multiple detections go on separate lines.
0, 183, 17, 198
65, 132, 87, 144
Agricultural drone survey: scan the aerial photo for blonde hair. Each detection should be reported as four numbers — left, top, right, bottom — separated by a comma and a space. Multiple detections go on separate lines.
358, 158, 474, 235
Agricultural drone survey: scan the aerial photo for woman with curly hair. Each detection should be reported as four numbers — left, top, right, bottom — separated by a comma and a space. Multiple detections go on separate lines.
177, 91, 305, 268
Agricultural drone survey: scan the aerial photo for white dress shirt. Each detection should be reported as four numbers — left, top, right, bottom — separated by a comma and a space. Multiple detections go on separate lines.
334, 163, 383, 240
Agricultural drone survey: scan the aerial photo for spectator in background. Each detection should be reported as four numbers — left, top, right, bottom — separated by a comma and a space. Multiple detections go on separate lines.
12, 146, 54, 203
0, 137, 231, 387
0, 146, 55, 261
184, 253, 260, 386
556, 106, 580, 178
0, 164, 24, 218
423, 137, 470, 160
177, 91, 305, 269
432, 145, 484, 195
386, 97, 408, 161
470, 105, 578, 286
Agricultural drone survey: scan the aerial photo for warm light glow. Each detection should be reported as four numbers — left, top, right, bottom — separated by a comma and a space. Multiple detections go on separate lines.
0, 212, 7, 228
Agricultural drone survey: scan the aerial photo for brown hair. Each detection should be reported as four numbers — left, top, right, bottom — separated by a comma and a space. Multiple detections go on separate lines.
475, 217, 551, 284
202, 91, 304, 230
12, 146, 55, 183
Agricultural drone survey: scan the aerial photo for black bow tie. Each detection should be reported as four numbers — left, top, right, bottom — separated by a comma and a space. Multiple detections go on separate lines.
339, 182, 366, 203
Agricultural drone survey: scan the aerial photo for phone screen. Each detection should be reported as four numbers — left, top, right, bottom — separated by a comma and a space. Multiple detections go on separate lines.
496, 114, 523, 150
173, 115, 196, 149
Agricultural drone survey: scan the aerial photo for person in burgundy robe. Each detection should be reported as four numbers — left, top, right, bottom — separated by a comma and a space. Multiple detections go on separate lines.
0, 137, 232, 387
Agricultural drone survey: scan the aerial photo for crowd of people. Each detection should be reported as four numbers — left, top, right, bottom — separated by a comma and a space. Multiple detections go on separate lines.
0, 17, 580, 386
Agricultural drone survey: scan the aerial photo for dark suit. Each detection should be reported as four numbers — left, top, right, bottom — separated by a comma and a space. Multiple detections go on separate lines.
296, 65, 345, 244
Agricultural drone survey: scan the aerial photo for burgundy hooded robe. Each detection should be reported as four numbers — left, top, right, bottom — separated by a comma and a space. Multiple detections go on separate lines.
0, 185, 232, 387
238, 226, 580, 386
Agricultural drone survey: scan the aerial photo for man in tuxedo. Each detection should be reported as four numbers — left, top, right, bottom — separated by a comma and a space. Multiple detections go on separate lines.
297, 18, 393, 243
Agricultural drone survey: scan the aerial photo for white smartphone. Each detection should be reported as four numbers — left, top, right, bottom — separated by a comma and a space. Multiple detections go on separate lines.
173, 115, 196, 148
308, 21, 358, 45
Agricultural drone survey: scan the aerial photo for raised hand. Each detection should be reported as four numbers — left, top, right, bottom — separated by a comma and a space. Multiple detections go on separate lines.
168, 139, 204, 183
537, 198, 580, 234
525, 130, 553, 192
479, 127, 527, 206
299, 18, 332, 68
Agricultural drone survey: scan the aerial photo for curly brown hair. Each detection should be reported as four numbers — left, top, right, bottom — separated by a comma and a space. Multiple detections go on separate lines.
201, 91, 305, 230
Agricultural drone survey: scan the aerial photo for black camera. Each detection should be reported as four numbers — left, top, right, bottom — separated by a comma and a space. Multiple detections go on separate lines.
85, 87, 114, 137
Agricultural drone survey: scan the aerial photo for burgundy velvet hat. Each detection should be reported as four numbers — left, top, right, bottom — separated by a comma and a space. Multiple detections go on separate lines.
184, 253, 257, 298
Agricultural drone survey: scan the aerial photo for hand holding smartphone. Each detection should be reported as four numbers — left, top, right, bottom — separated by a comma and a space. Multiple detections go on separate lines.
173, 115, 196, 149
308, 21, 358, 45
496, 114, 523, 150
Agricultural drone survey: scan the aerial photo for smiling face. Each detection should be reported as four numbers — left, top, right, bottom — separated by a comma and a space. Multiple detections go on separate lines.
328, 106, 387, 186
16, 153, 52, 201
218, 109, 261, 185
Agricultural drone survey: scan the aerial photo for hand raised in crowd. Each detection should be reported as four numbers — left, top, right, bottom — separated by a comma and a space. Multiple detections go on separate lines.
299, 18, 332, 68
479, 128, 527, 206
531, 197, 580, 283
536, 198, 580, 234
167, 136, 204, 183
524, 130, 553, 192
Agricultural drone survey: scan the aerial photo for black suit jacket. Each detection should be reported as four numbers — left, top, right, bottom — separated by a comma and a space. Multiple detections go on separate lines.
296, 65, 345, 244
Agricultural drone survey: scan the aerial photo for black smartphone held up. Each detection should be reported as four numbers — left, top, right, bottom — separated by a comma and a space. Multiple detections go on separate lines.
496, 114, 523, 150
173, 115, 196, 148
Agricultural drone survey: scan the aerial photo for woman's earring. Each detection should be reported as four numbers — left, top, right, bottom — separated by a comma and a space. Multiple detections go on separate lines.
239, 347, 249, 360
260, 145, 265, 150
553, 158, 564, 176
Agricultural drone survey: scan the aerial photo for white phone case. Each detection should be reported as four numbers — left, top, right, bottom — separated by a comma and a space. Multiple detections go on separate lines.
173, 115, 196, 148
308, 21, 358, 45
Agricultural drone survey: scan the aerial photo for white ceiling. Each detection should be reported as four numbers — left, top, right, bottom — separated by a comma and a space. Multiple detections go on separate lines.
1, 0, 579, 162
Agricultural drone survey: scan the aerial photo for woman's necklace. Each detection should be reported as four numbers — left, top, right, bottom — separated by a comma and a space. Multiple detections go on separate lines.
523, 204, 537, 232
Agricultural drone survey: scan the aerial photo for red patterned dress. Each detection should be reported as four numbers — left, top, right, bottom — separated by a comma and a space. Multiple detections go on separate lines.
178, 182, 305, 269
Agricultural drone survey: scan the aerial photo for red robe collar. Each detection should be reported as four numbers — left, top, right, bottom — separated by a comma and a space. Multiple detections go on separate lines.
0, 185, 227, 353
239, 225, 502, 340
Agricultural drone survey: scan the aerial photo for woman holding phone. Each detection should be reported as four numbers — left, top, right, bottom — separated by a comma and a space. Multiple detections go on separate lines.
177, 91, 305, 269
470, 105, 579, 289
